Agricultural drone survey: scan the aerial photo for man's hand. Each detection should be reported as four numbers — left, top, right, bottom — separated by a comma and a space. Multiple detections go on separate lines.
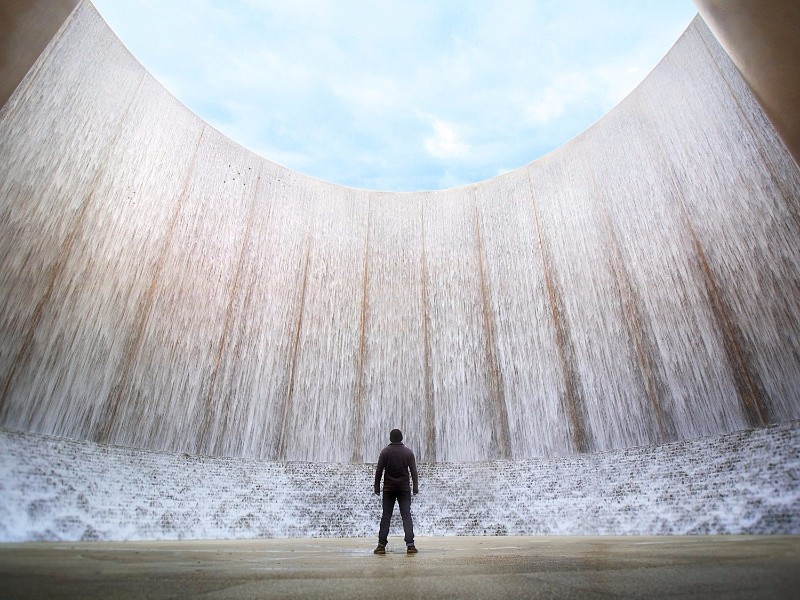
374, 486, 380, 495
413, 487, 419, 495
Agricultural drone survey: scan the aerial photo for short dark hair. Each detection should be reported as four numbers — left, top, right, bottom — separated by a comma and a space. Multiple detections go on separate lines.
390, 429, 403, 443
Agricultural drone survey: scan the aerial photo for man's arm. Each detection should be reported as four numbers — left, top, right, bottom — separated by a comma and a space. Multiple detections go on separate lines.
409, 452, 419, 495
374, 452, 385, 495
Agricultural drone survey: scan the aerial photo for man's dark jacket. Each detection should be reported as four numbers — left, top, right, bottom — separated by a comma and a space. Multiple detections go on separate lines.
374, 442, 419, 493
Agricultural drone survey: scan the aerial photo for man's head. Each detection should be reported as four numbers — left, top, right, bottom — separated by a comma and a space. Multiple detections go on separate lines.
389, 429, 403, 443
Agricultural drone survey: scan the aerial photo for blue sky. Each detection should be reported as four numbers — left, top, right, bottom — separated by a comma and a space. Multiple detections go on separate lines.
93, 1, 697, 192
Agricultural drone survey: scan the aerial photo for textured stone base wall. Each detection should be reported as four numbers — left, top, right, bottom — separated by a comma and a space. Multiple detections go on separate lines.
1, 422, 798, 542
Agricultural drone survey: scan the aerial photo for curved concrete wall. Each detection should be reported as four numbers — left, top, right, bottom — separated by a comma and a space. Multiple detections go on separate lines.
1, 2, 799, 463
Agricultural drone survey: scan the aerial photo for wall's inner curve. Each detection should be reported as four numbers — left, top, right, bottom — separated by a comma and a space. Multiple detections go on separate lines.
1, 2, 799, 463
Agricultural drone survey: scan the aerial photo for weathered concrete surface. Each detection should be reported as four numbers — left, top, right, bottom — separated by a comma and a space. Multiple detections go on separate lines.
694, 0, 800, 165
0, 0, 80, 108
1, 536, 798, 599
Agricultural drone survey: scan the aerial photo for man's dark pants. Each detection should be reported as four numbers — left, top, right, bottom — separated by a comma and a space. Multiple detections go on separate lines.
378, 490, 414, 546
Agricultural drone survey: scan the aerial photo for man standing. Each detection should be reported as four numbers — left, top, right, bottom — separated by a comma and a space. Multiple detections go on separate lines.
373, 428, 419, 554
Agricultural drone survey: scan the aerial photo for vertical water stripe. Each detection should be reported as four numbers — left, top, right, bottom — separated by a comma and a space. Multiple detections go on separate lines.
527, 170, 592, 454
472, 188, 511, 459
196, 165, 265, 455
276, 215, 315, 461
351, 196, 372, 462
420, 198, 436, 462
599, 207, 675, 442
94, 125, 207, 444
676, 191, 768, 427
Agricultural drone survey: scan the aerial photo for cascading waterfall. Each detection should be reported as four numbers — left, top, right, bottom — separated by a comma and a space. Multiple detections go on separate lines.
1, 3, 799, 464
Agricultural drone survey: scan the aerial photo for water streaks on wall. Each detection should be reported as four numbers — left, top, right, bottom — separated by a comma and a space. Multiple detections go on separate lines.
1, 4, 799, 463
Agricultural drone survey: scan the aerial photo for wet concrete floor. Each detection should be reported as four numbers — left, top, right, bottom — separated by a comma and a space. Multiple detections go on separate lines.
1, 535, 798, 599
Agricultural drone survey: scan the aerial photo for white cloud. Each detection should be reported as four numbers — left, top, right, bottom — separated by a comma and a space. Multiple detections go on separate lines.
332, 79, 400, 112
524, 88, 568, 125
438, 169, 470, 190
523, 72, 593, 126
424, 119, 471, 159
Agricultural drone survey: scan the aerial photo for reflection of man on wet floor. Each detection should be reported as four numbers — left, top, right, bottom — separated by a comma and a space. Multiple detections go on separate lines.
373, 428, 419, 554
